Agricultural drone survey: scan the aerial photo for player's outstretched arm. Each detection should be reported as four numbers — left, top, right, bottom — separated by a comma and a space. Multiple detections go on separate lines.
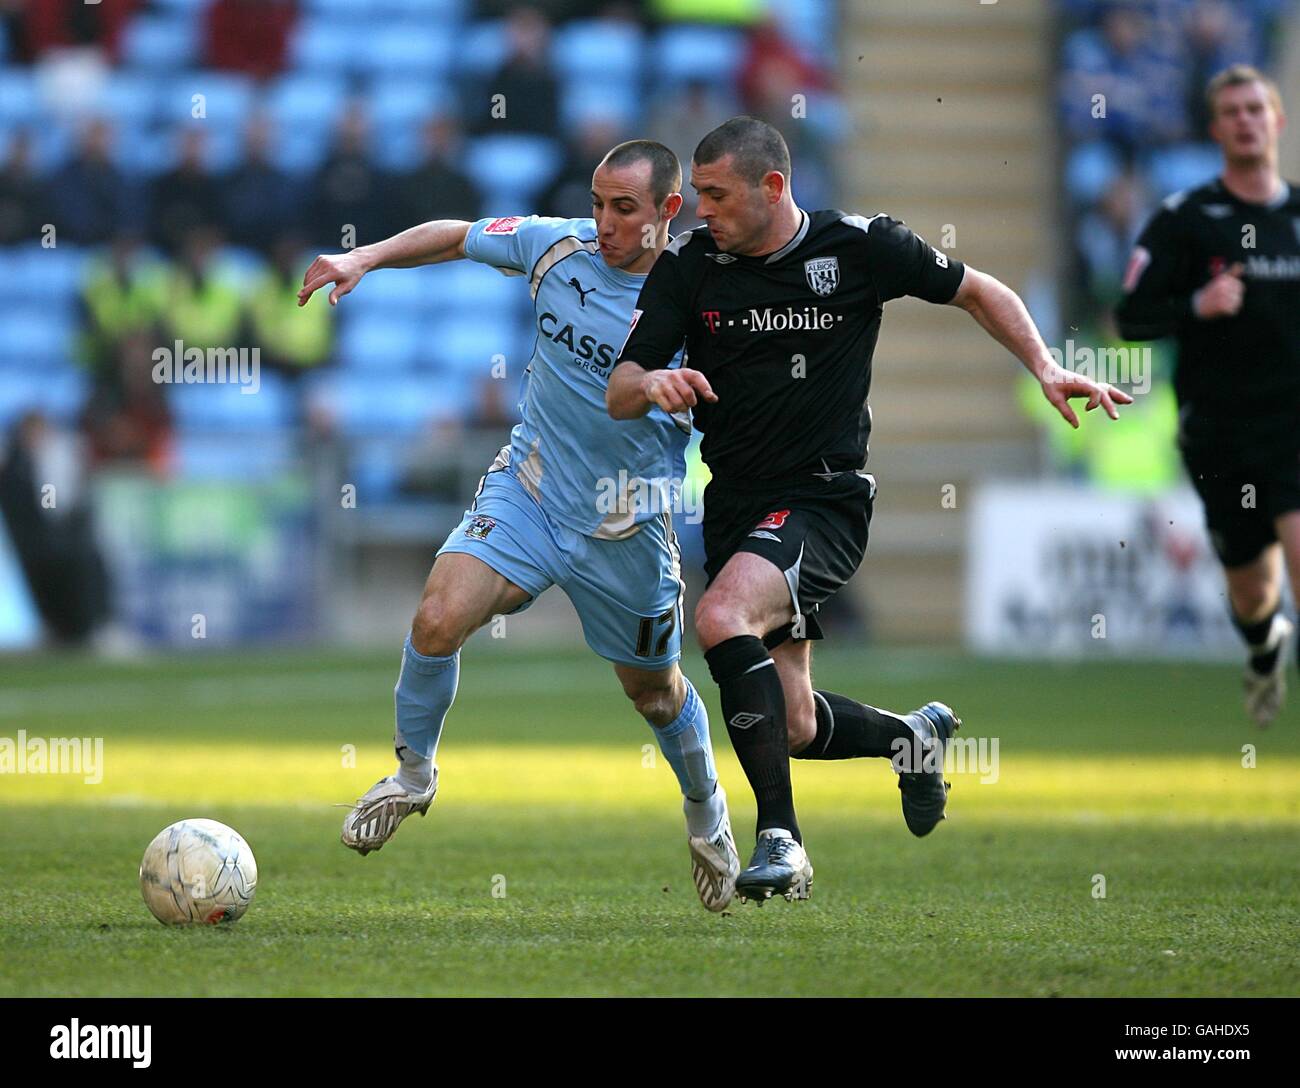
947, 265, 1133, 429
607, 360, 717, 420
297, 219, 473, 307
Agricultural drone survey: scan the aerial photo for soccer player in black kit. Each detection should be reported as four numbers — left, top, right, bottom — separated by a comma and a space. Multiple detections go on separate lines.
1118, 66, 1300, 729
608, 116, 1131, 903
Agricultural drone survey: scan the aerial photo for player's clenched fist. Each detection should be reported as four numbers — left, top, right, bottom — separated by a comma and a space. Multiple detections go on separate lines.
642, 368, 717, 413
298, 250, 372, 307
1193, 262, 1245, 319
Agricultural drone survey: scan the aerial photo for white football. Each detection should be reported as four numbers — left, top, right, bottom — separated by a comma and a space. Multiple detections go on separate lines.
139, 818, 258, 926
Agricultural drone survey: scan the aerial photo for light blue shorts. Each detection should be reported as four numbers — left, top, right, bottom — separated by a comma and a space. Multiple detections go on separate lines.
437, 469, 684, 669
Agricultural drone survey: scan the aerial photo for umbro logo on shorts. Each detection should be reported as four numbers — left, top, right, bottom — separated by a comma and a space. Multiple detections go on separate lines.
748, 530, 781, 542
729, 712, 764, 730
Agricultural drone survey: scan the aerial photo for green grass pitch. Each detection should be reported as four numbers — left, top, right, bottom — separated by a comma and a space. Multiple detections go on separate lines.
1, 643, 1296, 996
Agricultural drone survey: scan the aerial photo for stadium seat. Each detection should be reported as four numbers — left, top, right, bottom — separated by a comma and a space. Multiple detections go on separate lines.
0, 71, 39, 126
1146, 145, 1223, 199
337, 314, 424, 371
426, 316, 516, 377
0, 363, 88, 428
1064, 141, 1124, 207
362, 24, 456, 77
121, 16, 200, 70
650, 26, 746, 88
160, 72, 255, 129
773, 0, 836, 64
0, 306, 76, 364
376, 0, 467, 18
454, 19, 509, 77
463, 135, 562, 208
290, 18, 370, 74
551, 19, 646, 81
167, 371, 298, 433
559, 79, 639, 129
174, 432, 298, 481
3, 245, 88, 305
98, 73, 162, 129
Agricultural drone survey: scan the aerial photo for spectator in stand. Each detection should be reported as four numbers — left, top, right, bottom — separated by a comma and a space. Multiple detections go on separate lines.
205, 0, 297, 79
393, 115, 482, 230
540, 117, 623, 218
1184, 0, 1263, 136
1059, 1, 1189, 156
470, 7, 560, 138
309, 103, 390, 249
246, 234, 334, 380
0, 411, 114, 645
223, 113, 299, 254
46, 118, 142, 245
152, 126, 223, 257
20, 0, 135, 62
0, 131, 43, 245
1073, 168, 1146, 314
648, 79, 736, 178
160, 227, 244, 351
80, 331, 173, 474
77, 232, 168, 380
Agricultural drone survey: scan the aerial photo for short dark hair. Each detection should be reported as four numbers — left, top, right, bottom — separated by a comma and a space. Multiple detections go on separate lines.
693, 117, 791, 186
601, 140, 682, 205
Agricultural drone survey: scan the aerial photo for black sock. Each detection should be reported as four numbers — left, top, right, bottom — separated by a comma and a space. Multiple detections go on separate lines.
1233, 609, 1280, 674
793, 690, 916, 760
704, 635, 800, 843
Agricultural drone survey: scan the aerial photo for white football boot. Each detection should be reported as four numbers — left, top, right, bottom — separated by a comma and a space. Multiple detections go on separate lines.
687, 788, 741, 912
1244, 615, 1295, 728
340, 768, 438, 855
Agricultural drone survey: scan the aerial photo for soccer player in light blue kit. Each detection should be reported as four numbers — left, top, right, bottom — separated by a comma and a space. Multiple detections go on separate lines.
298, 141, 740, 911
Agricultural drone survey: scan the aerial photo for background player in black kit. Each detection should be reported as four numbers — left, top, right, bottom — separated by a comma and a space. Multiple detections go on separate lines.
608, 116, 1132, 903
1118, 65, 1300, 730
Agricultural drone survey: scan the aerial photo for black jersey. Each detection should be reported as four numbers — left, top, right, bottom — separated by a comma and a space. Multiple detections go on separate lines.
1115, 178, 1300, 432
617, 208, 966, 484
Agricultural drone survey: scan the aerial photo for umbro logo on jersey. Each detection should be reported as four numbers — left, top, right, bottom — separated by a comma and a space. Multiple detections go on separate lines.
1201, 204, 1234, 218
804, 256, 840, 296
567, 278, 596, 307
729, 712, 764, 730
706, 252, 737, 263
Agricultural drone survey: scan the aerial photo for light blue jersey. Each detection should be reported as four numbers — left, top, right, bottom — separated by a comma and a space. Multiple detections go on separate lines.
463, 215, 688, 540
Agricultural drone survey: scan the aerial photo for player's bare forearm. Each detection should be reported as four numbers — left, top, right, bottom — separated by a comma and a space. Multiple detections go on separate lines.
298, 220, 472, 306
358, 219, 472, 270
947, 266, 1054, 380
607, 361, 653, 419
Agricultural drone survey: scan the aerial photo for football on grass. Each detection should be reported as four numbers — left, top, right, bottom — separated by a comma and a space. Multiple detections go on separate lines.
139, 818, 258, 926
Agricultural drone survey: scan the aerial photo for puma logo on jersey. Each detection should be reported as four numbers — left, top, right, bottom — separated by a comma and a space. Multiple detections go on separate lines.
567, 278, 596, 307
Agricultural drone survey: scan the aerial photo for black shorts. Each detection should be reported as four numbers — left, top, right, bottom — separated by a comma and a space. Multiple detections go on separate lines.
702, 469, 876, 645
1180, 419, 1300, 568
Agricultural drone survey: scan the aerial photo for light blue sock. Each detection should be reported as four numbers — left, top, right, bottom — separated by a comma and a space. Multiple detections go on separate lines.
648, 679, 725, 837
393, 634, 459, 792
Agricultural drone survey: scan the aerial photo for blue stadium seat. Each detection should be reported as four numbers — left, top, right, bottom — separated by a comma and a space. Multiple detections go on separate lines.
1146, 145, 1222, 199
316, 372, 468, 436
427, 260, 520, 320
463, 135, 562, 208
774, 0, 835, 65
290, 18, 370, 74
0, 364, 88, 428
551, 19, 646, 80
150, 0, 210, 10
167, 370, 298, 433
651, 26, 746, 88
370, 78, 449, 131
0, 306, 76, 364
560, 79, 639, 129
302, 0, 380, 14
160, 72, 255, 129
1065, 141, 1124, 206
266, 73, 348, 134
337, 314, 424, 370
455, 19, 509, 77
354, 266, 441, 311
99, 73, 162, 129
121, 16, 200, 70
3, 245, 88, 305
377, 0, 467, 18
430, 316, 517, 377
0, 71, 39, 126
174, 432, 298, 481
363, 24, 455, 76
